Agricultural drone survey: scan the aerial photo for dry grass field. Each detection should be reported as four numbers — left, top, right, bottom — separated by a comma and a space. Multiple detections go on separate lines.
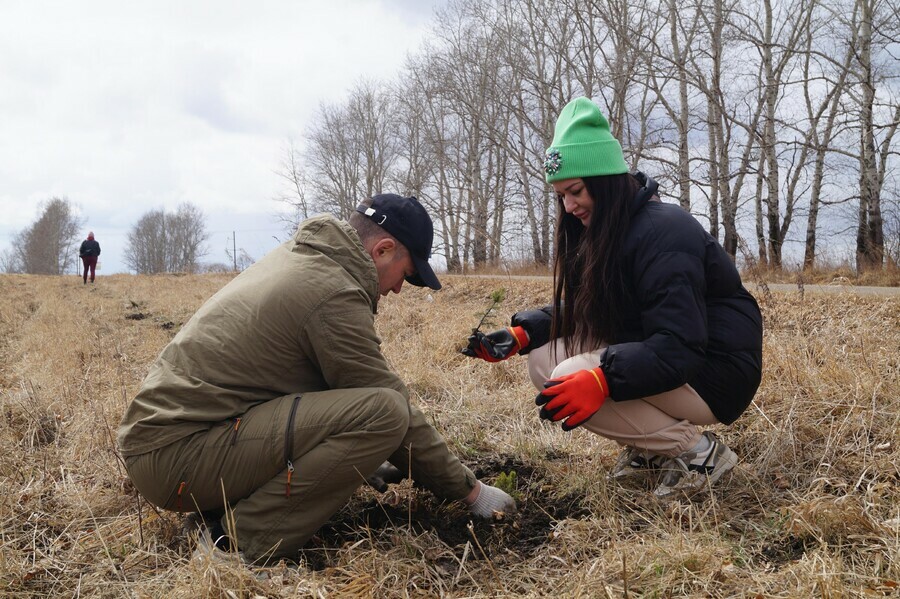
0, 272, 898, 598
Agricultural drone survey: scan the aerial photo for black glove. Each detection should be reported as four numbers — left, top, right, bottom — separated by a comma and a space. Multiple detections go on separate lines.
365, 461, 405, 492
461, 326, 530, 362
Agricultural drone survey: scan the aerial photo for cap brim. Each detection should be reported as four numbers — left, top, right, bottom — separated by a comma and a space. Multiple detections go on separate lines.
406, 255, 441, 290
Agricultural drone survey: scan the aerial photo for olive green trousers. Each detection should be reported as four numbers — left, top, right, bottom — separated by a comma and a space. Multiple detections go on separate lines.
124, 387, 473, 562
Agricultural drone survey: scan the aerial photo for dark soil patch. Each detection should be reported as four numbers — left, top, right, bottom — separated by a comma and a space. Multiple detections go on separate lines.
760, 535, 808, 565
300, 454, 589, 571
125, 312, 146, 320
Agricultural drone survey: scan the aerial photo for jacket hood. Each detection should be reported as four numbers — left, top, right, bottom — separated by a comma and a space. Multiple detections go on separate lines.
628, 171, 660, 217
290, 215, 380, 311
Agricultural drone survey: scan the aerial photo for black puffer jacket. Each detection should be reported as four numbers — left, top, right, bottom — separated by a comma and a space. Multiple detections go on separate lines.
515, 173, 762, 425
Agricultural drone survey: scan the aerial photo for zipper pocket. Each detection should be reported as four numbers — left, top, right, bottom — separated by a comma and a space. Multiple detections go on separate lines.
230, 418, 242, 446
283, 395, 302, 497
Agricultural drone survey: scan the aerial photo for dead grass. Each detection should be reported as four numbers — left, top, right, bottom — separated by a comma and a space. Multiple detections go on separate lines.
0, 272, 897, 597
461, 261, 900, 287
744, 263, 900, 287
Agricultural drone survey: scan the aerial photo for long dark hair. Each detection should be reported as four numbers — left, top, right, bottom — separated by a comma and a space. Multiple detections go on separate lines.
552, 173, 641, 355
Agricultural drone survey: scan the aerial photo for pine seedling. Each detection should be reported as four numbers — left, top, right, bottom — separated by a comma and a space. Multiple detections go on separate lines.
494, 470, 521, 500
471, 288, 506, 335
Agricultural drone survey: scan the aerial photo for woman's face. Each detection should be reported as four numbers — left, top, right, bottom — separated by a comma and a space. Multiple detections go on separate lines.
552, 178, 594, 227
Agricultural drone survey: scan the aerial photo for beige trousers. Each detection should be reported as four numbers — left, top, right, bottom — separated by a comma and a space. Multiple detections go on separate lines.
528, 340, 718, 457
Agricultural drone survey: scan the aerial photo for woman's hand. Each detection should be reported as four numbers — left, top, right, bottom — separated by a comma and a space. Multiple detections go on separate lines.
461, 326, 529, 362
535, 367, 609, 431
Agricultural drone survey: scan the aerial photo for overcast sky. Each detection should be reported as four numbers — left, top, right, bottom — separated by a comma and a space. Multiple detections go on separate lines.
0, 0, 446, 274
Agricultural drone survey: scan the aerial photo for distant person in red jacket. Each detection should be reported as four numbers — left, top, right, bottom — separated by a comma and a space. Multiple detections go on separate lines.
79, 232, 101, 284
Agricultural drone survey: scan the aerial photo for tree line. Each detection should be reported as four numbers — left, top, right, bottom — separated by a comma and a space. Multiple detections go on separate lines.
5, 0, 897, 277
1, 198, 210, 275
278, 0, 899, 272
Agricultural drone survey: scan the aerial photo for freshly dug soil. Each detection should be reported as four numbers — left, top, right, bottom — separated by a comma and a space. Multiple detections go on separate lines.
300, 454, 590, 571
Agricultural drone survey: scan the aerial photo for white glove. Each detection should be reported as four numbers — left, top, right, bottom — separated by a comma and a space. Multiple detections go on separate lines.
467, 481, 516, 518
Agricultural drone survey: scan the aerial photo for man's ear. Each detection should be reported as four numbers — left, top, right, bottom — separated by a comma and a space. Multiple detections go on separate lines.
370, 238, 397, 261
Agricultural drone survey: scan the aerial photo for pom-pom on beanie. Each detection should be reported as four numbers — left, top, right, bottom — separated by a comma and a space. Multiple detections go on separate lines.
543, 97, 629, 183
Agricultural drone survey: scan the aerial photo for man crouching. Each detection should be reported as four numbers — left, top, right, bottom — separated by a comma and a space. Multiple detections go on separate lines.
117, 194, 514, 563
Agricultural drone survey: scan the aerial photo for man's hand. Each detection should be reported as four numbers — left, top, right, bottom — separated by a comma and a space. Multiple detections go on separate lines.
535, 367, 609, 431
365, 461, 405, 492
465, 481, 516, 518
461, 326, 529, 362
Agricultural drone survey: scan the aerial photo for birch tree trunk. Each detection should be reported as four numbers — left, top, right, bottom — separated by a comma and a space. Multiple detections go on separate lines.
855, 0, 883, 271
802, 25, 854, 269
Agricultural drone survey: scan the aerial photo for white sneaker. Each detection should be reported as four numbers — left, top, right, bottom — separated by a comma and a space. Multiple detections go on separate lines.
653, 432, 738, 498
609, 446, 667, 479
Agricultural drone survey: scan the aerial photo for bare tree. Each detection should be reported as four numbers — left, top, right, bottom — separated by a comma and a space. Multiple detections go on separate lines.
348, 81, 401, 200
14, 197, 84, 275
645, 0, 703, 210
799, 4, 854, 268
304, 103, 362, 219
304, 81, 399, 219
884, 186, 900, 266
125, 209, 167, 274
224, 245, 256, 272
423, 2, 516, 269
400, 55, 467, 271
851, 0, 899, 271
0, 247, 23, 273
497, 0, 575, 265
278, 0, 897, 275
686, 0, 765, 258
585, 0, 660, 161
124, 203, 209, 274
391, 74, 432, 198
169, 203, 209, 272
274, 139, 311, 231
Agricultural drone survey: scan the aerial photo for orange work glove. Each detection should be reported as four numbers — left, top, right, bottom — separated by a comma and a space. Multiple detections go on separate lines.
461, 326, 530, 362
535, 367, 609, 431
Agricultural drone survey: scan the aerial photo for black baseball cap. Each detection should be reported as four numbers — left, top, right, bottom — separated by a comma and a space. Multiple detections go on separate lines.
356, 194, 442, 290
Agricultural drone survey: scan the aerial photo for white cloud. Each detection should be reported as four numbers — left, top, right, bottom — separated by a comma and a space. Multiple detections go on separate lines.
0, 0, 443, 272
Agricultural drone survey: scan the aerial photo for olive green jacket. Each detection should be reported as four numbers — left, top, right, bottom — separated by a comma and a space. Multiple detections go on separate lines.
118, 215, 474, 499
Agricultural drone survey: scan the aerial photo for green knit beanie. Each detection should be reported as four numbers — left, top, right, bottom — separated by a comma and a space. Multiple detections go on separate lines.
543, 97, 629, 183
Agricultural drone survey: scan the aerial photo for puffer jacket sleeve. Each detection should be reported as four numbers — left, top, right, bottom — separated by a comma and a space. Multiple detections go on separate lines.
600, 244, 708, 401
510, 305, 554, 354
